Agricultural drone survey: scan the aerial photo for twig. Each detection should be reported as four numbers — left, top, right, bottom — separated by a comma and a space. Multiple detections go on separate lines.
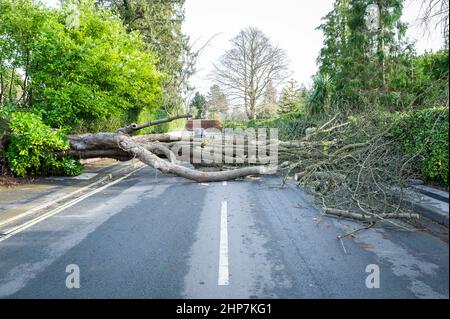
337, 222, 375, 239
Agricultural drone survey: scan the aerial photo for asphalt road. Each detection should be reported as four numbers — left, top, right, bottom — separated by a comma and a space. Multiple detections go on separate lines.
0, 167, 448, 298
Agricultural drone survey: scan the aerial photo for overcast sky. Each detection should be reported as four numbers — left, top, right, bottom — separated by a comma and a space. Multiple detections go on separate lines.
45, 0, 444, 93
183, 0, 444, 93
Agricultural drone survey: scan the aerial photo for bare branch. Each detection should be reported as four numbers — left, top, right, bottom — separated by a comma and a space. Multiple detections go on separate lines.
119, 113, 192, 134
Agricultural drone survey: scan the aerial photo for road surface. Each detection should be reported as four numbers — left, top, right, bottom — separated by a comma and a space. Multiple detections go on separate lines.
0, 167, 448, 298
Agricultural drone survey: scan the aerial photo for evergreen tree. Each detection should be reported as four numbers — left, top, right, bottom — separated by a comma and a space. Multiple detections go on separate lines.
206, 85, 228, 120
315, 0, 410, 108
259, 80, 279, 118
278, 79, 302, 114
189, 92, 206, 119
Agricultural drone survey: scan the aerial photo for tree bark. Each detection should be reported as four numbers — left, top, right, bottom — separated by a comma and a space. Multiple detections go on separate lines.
65, 114, 277, 182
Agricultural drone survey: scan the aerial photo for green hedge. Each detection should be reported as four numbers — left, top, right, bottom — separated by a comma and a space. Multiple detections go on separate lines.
223, 110, 318, 140
387, 106, 449, 186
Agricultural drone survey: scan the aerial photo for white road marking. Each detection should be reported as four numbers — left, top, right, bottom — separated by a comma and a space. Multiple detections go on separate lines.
222, 181, 227, 186
218, 200, 229, 286
0, 175, 111, 228
0, 167, 144, 243
70, 172, 98, 180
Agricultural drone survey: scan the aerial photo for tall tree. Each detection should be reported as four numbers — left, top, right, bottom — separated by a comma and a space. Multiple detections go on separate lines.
260, 80, 278, 118
96, 0, 190, 112
317, 0, 407, 98
206, 84, 228, 120
213, 27, 290, 120
278, 79, 302, 114
0, 0, 50, 108
0, 0, 162, 132
189, 92, 206, 119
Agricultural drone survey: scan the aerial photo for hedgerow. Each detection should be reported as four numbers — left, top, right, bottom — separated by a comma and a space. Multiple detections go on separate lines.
387, 106, 449, 185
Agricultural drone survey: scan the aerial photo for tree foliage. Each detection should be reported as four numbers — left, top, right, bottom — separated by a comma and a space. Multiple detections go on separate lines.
189, 92, 206, 119
315, 0, 408, 109
0, 0, 50, 108
0, 0, 163, 132
311, 0, 449, 113
6, 112, 83, 177
260, 80, 279, 118
96, 0, 190, 114
205, 84, 229, 120
307, 74, 334, 115
278, 79, 305, 114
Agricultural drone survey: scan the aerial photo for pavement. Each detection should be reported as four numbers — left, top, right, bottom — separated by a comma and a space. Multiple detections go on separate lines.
0, 158, 140, 225
0, 163, 448, 299
403, 185, 449, 227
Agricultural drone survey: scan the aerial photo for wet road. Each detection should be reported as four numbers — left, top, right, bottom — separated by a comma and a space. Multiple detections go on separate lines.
0, 167, 448, 298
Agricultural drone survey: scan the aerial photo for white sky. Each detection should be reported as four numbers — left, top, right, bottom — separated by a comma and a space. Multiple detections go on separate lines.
184, 0, 444, 93
45, 0, 445, 94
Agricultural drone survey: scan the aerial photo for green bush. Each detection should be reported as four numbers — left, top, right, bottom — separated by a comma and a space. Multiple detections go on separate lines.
387, 106, 449, 186
222, 121, 248, 130
307, 74, 333, 115
6, 112, 83, 177
223, 110, 319, 140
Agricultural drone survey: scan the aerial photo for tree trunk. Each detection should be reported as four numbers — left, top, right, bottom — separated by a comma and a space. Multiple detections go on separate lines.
65, 114, 277, 182
377, 1, 387, 91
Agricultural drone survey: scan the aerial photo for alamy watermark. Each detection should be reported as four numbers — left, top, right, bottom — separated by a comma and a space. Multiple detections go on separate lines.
365, 4, 380, 32
65, 264, 80, 289
65, 4, 80, 29
170, 124, 279, 168
365, 264, 380, 289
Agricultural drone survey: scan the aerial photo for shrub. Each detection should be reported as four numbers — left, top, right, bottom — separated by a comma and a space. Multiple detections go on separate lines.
222, 121, 248, 130
307, 74, 334, 115
223, 110, 318, 140
387, 106, 449, 186
6, 112, 83, 177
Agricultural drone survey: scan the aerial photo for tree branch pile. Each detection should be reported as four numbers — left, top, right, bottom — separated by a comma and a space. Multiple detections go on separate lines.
276, 114, 422, 224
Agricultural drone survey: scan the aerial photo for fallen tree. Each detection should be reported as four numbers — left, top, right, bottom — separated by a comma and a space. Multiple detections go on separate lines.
3, 110, 441, 227
63, 112, 432, 226
64, 114, 278, 182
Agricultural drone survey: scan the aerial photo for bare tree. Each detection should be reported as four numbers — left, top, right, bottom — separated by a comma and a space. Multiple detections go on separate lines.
213, 27, 290, 120
417, 0, 449, 47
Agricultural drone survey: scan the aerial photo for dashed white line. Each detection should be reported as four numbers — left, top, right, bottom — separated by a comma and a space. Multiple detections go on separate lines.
222, 181, 227, 186
218, 200, 229, 286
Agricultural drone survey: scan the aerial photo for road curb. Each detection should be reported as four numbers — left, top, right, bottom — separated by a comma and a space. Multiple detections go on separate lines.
95, 159, 144, 183
288, 177, 449, 227
0, 160, 144, 230
412, 184, 449, 203
401, 189, 449, 227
